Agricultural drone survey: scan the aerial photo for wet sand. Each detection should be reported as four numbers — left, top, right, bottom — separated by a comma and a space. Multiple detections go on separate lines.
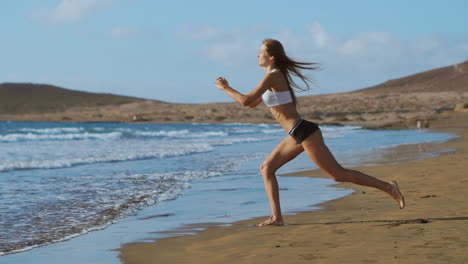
119, 112, 468, 264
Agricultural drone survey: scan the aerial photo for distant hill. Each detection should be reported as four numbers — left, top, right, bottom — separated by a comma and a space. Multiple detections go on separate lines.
1, 60, 467, 126
0, 83, 155, 114
356, 60, 468, 94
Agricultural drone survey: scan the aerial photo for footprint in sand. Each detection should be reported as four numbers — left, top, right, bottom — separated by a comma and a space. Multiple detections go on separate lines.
420, 194, 437, 198
299, 254, 324, 260
332, 229, 347, 234
324, 242, 339, 248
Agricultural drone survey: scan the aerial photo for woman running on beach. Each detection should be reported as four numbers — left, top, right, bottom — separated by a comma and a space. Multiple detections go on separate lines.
214, 38, 405, 226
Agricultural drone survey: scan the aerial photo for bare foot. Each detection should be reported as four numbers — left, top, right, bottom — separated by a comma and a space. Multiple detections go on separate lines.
256, 216, 284, 227
390, 181, 405, 209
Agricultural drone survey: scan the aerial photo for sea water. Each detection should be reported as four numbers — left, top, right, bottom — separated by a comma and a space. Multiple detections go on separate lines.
0, 121, 454, 263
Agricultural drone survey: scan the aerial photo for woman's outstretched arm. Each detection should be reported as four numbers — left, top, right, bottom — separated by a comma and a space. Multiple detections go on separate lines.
214, 75, 273, 108
220, 85, 263, 108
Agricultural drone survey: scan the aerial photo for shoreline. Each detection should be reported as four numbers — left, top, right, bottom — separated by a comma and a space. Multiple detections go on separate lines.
119, 112, 468, 264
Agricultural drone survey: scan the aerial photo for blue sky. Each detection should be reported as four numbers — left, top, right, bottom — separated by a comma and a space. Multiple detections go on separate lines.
1, 0, 467, 103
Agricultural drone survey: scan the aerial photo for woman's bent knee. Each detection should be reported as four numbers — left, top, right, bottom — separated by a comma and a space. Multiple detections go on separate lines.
260, 162, 276, 178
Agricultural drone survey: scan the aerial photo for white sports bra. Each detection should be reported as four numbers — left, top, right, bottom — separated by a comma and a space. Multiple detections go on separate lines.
262, 69, 294, 107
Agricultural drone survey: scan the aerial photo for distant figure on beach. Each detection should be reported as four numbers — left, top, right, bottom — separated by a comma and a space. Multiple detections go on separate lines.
416, 119, 430, 130
214, 38, 405, 226
416, 120, 422, 129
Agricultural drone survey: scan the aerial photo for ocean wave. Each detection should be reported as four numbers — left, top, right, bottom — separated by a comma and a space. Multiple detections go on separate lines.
230, 128, 256, 134
0, 169, 223, 255
202, 137, 276, 147
0, 132, 123, 142
0, 143, 214, 172
261, 128, 284, 134
319, 125, 364, 139
0, 129, 233, 143
0, 132, 275, 173
135, 129, 228, 138
17, 127, 85, 134
321, 125, 363, 132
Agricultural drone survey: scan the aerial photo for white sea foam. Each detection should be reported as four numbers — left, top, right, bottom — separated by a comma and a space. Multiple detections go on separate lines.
230, 128, 256, 133
0, 126, 277, 173
0, 132, 122, 142
0, 143, 214, 172
4, 128, 231, 141
135, 130, 228, 138
17, 127, 84, 134
319, 125, 364, 139
202, 137, 274, 147
261, 128, 284, 134
1, 123, 283, 143
0, 168, 226, 255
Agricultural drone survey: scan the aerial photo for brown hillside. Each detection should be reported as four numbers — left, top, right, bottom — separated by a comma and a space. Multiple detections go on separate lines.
1, 60, 467, 127
356, 60, 468, 93
0, 83, 156, 114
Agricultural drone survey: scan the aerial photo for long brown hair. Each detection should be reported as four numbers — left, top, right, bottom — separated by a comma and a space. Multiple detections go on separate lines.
262, 38, 320, 101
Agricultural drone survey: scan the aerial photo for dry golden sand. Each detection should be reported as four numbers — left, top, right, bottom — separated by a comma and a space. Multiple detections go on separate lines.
120, 113, 468, 264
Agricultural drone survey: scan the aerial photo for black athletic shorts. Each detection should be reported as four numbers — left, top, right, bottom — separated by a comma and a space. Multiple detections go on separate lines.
288, 118, 320, 144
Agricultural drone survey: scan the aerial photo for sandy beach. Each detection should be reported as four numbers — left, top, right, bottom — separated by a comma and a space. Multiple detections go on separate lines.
119, 112, 468, 264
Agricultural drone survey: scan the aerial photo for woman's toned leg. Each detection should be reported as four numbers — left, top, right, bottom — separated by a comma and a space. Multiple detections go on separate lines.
301, 129, 405, 209
257, 136, 305, 226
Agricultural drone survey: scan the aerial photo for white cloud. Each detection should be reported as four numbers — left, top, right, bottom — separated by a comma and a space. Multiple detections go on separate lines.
308, 22, 332, 49
177, 25, 264, 67
179, 22, 467, 91
208, 39, 257, 66
341, 32, 394, 57
110, 26, 141, 38
280, 23, 466, 75
177, 24, 269, 42
42, 0, 114, 24
178, 25, 223, 41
